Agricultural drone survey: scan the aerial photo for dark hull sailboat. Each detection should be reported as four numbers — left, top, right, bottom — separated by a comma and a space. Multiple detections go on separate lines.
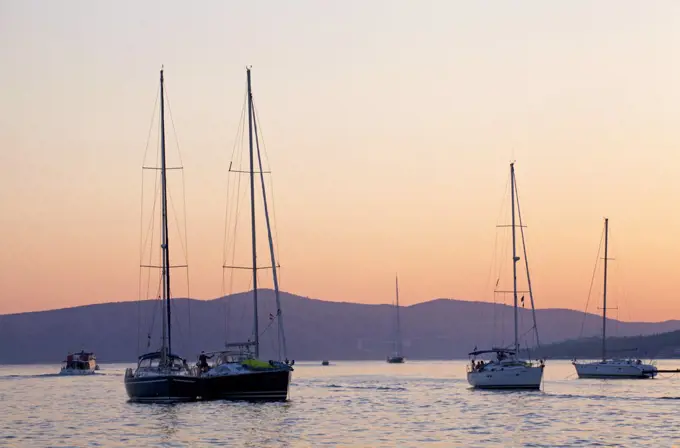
125, 353, 198, 403
125, 375, 199, 403
200, 369, 291, 401
199, 67, 293, 402
387, 356, 404, 364
124, 69, 198, 403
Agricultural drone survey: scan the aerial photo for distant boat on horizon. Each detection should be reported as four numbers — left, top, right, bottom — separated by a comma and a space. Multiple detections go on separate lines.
387, 275, 405, 364
467, 162, 544, 390
60, 350, 97, 375
572, 218, 658, 379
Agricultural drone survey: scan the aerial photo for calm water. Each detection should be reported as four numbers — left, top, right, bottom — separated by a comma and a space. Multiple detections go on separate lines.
1, 360, 680, 447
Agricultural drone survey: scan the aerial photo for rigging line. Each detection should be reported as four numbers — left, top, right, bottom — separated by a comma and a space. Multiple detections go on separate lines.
223, 91, 248, 265
141, 88, 160, 167
223, 106, 248, 344
222, 89, 248, 277
181, 171, 192, 353
222, 85, 248, 259
490, 176, 510, 345
252, 98, 287, 360
496, 228, 511, 346
252, 103, 282, 269
163, 85, 193, 352
167, 186, 188, 262
489, 231, 500, 343
143, 183, 160, 320
225, 175, 251, 343
513, 176, 540, 348
162, 84, 186, 168
147, 281, 163, 351
141, 132, 163, 352
258, 310, 279, 338
141, 182, 162, 262
138, 91, 160, 356
578, 224, 605, 341
165, 183, 193, 351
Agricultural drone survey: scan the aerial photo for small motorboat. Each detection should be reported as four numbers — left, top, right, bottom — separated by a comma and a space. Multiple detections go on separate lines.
60, 351, 97, 375
386, 355, 404, 364
322, 360, 330, 366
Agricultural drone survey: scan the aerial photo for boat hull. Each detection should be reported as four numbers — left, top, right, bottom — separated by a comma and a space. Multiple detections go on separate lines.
467, 365, 543, 390
573, 362, 657, 379
124, 375, 199, 403
59, 368, 96, 376
200, 369, 291, 401
387, 356, 405, 364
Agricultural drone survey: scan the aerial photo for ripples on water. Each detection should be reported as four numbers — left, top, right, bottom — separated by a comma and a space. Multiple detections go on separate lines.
1, 361, 680, 447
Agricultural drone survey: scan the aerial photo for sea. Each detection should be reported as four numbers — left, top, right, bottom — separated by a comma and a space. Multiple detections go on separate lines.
1, 360, 679, 447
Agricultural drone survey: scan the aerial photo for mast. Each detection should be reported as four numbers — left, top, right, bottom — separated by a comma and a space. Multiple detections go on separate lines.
251, 80, 287, 361
602, 217, 609, 362
247, 67, 259, 358
510, 162, 519, 354
514, 176, 540, 348
159, 68, 172, 363
395, 275, 402, 355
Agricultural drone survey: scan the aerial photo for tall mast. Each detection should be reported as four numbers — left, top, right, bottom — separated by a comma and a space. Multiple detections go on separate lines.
159, 68, 172, 363
510, 162, 519, 354
395, 275, 402, 355
247, 67, 259, 358
602, 218, 609, 362
514, 176, 540, 348
251, 82, 287, 361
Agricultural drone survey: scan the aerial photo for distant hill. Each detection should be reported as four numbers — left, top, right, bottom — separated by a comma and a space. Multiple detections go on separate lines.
529, 330, 680, 360
1, 289, 679, 363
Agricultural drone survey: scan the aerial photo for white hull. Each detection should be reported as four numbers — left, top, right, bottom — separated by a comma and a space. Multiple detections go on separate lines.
573, 361, 657, 379
467, 364, 543, 389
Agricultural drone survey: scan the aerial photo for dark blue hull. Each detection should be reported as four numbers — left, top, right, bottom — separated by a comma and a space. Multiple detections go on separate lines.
387, 356, 405, 363
199, 369, 291, 401
124, 375, 199, 403
472, 385, 541, 390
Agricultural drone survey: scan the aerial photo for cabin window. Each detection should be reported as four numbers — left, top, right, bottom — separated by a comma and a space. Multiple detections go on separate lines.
138, 358, 151, 368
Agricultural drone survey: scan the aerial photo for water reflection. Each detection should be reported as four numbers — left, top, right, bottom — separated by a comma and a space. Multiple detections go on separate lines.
1, 361, 680, 446
151, 404, 180, 443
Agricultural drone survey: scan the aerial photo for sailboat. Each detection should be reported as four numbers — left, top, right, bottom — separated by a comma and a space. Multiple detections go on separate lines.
124, 69, 199, 403
572, 219, 658, 379
467, 162, 544, 390
387, 275, 405, 363
198, 67, 293, 401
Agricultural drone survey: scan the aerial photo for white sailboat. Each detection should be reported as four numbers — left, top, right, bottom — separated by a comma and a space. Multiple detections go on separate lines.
467, 162, 544, 390
572, 218, 657, 379
387, 275, 405, 363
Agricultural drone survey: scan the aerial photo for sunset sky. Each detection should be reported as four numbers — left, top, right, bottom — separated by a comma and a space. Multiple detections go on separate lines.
2, 1, 680, 321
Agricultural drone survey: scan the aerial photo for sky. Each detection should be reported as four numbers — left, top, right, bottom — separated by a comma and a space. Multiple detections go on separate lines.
1, 0, 680, 321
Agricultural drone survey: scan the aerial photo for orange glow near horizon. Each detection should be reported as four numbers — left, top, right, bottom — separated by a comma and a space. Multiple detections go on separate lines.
2, 1, 680, 322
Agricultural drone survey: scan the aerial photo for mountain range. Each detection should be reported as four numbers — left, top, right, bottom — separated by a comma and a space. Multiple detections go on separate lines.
1, 289, 679, 363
